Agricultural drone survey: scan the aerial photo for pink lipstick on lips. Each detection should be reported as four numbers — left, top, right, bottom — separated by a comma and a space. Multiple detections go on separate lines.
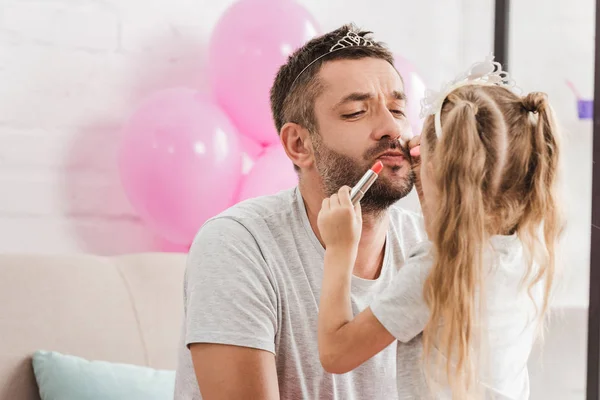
350, 161, 384, 205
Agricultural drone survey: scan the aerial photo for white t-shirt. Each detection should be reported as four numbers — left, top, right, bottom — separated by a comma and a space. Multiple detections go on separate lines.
371, 235, 543, 400
174, 187, 426, 399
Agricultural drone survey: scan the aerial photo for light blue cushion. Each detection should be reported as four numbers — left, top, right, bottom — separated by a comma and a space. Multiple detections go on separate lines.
32, 350, 175, 400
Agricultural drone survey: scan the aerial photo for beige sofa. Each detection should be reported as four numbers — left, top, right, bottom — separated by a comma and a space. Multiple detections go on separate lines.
0, 252, 589, 400
0, 253, 187, 400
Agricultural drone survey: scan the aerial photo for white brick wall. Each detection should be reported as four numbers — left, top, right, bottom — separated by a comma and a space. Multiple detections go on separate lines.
0, 0, 593, 308
1, 2, 119, 51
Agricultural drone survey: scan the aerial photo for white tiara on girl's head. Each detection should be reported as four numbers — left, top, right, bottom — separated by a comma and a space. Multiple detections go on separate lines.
419, 55, 519, 137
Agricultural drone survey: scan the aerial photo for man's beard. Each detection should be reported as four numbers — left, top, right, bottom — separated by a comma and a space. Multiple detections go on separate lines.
312, 135, 415, 215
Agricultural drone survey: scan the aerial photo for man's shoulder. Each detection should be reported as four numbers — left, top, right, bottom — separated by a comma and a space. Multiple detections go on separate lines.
186, 188, 300, 275
224, 188, 296, 216
198, 187, 298, 238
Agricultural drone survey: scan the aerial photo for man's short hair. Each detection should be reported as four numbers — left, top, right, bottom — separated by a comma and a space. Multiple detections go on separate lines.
269, 23, 395, 136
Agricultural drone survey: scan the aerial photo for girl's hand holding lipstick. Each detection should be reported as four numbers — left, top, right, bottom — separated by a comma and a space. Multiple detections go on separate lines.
317, 186, 362, 256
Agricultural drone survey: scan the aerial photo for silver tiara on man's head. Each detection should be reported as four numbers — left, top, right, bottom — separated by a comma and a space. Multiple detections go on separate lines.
290, 30, 376, 89
329, 31, 374, 51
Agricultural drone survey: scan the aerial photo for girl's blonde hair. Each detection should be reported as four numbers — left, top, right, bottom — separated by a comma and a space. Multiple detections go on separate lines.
420, 84, 563, 399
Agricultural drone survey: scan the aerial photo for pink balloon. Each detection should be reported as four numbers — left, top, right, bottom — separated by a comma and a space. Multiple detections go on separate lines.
238, 133, 265, 161
119, 88, 243, 245
208, 0, 320, 147
236, 144, 298, 203
394, 54, 427, 136
237, 133, 265, 175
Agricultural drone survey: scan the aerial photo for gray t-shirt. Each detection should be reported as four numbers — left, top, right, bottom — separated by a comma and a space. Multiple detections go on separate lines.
371, 235, 543, 400
174, 187, 425, 399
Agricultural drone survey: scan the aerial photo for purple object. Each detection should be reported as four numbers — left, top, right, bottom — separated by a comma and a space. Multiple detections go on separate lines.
577, 99, 593, 119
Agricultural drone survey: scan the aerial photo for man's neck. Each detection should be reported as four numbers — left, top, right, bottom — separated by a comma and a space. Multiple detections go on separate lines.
299, 179, 389, 281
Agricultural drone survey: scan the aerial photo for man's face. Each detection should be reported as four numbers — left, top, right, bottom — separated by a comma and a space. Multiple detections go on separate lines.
310, 57, 415, 214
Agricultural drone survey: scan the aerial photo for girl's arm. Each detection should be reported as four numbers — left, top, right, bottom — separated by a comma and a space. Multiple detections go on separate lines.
318, 246, 431, 374
317, 186, 431, 374
318, 248, 395, 373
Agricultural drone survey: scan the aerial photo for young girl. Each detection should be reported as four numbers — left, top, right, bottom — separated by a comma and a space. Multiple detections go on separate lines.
316, 57, 563, 399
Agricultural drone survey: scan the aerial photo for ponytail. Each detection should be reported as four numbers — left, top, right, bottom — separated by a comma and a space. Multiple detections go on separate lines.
422, 97, 496, 399
520, 92, 563, 320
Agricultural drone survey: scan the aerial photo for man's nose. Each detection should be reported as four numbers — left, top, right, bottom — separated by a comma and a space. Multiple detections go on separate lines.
371, 106, 402, 141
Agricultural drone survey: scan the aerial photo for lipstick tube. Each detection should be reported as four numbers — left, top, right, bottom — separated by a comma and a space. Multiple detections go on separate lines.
350, 161, 384, 205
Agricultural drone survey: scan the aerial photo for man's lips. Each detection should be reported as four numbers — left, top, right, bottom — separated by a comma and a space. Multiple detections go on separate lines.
377, 151, 406, 164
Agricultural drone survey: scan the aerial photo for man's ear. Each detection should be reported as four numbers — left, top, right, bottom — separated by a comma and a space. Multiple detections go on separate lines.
280, 122, 314, 170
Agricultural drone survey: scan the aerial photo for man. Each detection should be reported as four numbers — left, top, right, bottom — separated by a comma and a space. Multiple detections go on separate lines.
174, 23, 425, 399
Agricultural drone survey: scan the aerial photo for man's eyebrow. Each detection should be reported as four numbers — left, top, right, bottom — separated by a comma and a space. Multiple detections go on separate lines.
333, 92, 373, 109
392, 90, 407, 101
332, 90, 407, 110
